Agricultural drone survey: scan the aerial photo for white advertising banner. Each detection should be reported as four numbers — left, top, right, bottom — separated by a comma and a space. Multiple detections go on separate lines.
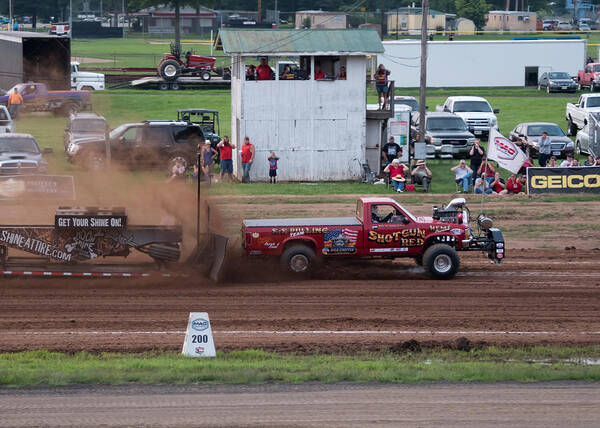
488, 128, 528, 174
182, 312, 216, 357
388, 109, 410, 162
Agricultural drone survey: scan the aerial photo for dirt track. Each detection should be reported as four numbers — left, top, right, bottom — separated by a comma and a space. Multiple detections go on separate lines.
1, 198, 600, 353
1, 248, 599, 353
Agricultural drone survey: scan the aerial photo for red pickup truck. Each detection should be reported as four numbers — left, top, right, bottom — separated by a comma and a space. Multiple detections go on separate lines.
577, 63, 600, 91
242, 197, 504, 280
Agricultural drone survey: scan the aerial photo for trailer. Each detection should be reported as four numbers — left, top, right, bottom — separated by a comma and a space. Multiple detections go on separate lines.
0, 31, 70, 91
130, 76, 231, 90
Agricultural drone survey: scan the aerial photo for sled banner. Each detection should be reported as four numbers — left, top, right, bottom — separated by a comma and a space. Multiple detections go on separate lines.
527, 166, 600, 194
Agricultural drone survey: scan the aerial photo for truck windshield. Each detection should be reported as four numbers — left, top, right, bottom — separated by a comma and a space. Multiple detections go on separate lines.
587, 97, 600, 107
72, 119, 106, 133
427, 117, 468, 131
109, 124, 133, 139
452, 101, 492, 113
395, 99, 419, 110
0, 137, 40, 153
527, 124, 565, 137
548, 72, 570, 79
7, 84, 25, 94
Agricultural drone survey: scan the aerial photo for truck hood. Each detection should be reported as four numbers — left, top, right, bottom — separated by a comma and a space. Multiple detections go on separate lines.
452, 112, 496, 120
0, 151, 43, 162
74, 71, 104, 79
427, 130, 474, 139
549, 79, 576, 85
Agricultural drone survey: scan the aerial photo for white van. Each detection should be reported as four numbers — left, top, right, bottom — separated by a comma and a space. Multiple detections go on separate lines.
71, 62, 105, 91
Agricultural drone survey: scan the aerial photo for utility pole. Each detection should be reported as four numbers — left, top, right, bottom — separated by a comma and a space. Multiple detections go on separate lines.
257, 0, 262, 23
418, 0, 428, 144
9, 0, 13, 28
122, 0, 125, 38
69, 0, 73, 33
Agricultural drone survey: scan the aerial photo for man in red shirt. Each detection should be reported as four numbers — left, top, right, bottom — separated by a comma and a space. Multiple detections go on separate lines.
490, 172, 507, 194
506, 173, 523, 194
241, 136, 255, 183
217, 136, 236, 182
314, 63, 325, 80
256, 57, 272, 81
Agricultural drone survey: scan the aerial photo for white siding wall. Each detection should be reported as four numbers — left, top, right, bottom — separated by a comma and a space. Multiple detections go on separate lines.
233, 56, 367, 181
382, 40, 586, 87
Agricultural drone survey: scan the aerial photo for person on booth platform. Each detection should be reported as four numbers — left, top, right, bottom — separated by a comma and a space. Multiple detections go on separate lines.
256, 57, 272, 81
314, 63, 326, 80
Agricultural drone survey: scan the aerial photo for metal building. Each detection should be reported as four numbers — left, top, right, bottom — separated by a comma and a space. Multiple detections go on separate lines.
0, 31, 70, 91
381, 39, 586, 88
220, 28, 388, 181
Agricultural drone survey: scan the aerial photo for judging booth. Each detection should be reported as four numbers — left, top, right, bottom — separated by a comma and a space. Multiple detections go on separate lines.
219, 28, 387, 182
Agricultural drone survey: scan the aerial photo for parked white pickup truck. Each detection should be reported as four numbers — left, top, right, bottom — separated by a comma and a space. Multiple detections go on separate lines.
0, 106, 14, 133
436, 96, 499, 138
565, 94, 600, 135
71, 62, 105, 91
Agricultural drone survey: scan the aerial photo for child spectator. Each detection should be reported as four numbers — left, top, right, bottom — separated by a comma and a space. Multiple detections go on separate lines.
474, 174, 492, 194
268, 152, 280, 183
490, 172, 507, 194
201, 140, 216, 183
571, 158, 580, 167
384, 158, 408, 192
546, 156, 557, 167
167, 159, 186, 183
506, 173, 523, 194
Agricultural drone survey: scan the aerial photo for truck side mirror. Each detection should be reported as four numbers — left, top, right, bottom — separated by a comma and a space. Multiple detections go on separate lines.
493, 108, 500, 114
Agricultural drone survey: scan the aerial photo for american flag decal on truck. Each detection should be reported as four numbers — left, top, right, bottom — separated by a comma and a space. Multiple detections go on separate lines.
322, 228, 358, 254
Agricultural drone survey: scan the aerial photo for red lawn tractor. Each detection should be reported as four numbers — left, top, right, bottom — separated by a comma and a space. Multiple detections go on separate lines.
157, 43, 217, 81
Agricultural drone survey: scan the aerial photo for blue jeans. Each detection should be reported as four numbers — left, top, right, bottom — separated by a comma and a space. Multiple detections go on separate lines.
392, 180, 405, 192
475, 186, 493, 194
241, 162, 252, 183
456, 171, 473, 192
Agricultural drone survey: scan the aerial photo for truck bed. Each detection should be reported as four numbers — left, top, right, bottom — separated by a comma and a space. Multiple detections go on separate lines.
244, 217, 361, 228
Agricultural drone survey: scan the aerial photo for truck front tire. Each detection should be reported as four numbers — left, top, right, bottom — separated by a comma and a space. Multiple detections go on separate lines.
281, 244, 316, 275
423, 244, 459, 280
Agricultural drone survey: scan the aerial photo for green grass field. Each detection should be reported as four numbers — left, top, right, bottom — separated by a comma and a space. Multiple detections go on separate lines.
1, 347, 599, 387
16, 86, 585, 194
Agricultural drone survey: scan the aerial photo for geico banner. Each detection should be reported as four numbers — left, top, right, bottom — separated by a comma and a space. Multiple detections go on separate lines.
527, 167, 600, 194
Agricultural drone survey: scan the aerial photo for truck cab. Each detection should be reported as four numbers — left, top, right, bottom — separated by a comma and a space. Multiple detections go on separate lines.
436, 96, 499, 138
242, 197, 504, 280
577, 63, 600, 90
71, 62, 105, 91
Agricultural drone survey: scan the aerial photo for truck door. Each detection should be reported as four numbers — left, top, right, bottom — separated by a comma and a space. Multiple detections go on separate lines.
364, 203, 424, 256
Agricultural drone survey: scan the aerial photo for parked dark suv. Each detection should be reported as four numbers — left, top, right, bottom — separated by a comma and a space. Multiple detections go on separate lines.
66, 121, 205, 170
63, 112, 109, 150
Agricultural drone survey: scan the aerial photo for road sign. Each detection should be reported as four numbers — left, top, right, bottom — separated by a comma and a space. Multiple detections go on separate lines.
182, 312, 216, 357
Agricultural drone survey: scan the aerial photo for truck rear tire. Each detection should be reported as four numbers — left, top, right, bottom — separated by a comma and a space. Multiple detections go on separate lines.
423, 244, 459, 280
281, 244, 316, 275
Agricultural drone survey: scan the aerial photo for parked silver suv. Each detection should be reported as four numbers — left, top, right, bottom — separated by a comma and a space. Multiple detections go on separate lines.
0, 133, 51, 175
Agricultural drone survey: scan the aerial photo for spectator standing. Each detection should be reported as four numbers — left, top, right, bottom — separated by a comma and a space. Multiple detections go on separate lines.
217, 136, 235, 182
490, 172, 507, 194
337, 66, 347, 80
256, 57, 272, 81
474, 174, 492, 194
201, 140, 216, 183
314, 63, 326, 80
506, 173, 523, 194
381, 136, 401, 167
268, 152, 280, 183
375, 64, 390, 109
411, 160, 432, 192
538, 131, 552, 167
246, 64, 256, 80
560, 154, 575, 167
7, 88, 23, 119
240, 137, 255, 183
451, 159, 473, 193
384, 158, 408, 192
468, 139, 485, 176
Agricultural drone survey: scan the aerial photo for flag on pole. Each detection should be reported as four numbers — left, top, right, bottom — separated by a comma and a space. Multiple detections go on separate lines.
487, 128, 529, 174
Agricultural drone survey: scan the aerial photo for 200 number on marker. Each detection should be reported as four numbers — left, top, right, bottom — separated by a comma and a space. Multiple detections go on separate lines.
192, 334, 209, 343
